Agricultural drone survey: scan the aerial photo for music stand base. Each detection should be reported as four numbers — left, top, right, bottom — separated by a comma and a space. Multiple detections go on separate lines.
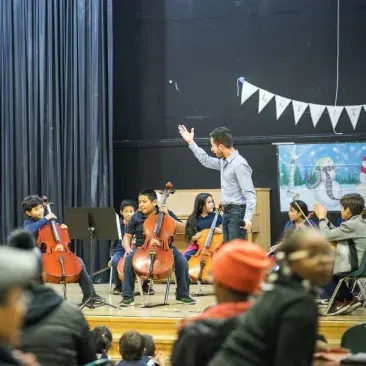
79, 297, 118, 310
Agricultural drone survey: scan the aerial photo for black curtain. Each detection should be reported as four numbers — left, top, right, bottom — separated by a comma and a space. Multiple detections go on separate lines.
0, 0, 114, 278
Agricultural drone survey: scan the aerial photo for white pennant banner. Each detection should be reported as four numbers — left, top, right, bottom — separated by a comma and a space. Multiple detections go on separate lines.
292, 100, 308, 125
309, 104, 326, 127
258, 89, 274, 113
345, 105, 362, 130
239, 78, 364, 130
275, 95, 291, 119
241, 82, 258, 105
327, 106, 344, 129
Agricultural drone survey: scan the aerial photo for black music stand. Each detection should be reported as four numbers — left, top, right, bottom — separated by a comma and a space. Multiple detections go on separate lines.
65, 207, 119, 310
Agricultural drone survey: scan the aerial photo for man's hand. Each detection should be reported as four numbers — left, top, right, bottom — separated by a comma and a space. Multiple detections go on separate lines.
314, 203, 327, 219
178, 125, 194, 144
244, 220, 252, 231
45, 213, 57, 221
60, 223, 67, 229
214, 227, 222, 234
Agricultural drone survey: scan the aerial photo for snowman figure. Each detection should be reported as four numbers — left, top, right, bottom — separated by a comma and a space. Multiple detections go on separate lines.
360, 156, 366, 184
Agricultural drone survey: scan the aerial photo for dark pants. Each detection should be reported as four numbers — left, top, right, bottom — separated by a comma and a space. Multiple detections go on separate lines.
122, 246, 190, 299
78, 257, 96, 298
184, 249, 198, 261
222, 205, 246, 243
320, 273, 354, 302
112, 249, 125, 287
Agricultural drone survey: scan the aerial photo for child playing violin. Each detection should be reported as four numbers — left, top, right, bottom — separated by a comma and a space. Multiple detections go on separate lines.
22, 195, 104, 307
120, 188, 195, 307
184, 193, 223, 261
110, 199, 137, 295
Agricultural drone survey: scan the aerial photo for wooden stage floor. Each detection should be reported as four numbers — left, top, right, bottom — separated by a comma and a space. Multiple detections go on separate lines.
50, 283, 366, 360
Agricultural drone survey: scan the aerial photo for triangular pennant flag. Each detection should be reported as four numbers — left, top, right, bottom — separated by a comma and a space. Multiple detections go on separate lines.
258, 89, 274, 113
241, 82, 258, 105
345, 105, 362, 130
292, 100, 308, 125
327, 106, 344, 129
275, 95, 291, 119
309, 104, 326, 127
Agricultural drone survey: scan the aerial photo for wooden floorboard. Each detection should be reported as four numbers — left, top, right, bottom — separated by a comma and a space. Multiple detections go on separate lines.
48, 283, 366, 360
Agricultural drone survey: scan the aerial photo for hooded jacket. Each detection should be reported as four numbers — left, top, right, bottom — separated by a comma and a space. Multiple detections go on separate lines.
20, 283, 96, 366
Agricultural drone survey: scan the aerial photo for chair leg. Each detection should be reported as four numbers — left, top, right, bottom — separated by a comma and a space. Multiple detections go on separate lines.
109, 266, 113, 294
324, 278, 346, 315
164, 277, 171, 304
357, 280, 366, 306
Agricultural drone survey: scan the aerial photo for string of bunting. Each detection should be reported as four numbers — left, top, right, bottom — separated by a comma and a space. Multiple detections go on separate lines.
237, 77, 364, 130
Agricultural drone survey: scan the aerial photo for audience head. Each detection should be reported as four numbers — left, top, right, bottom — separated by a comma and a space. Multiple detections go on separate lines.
7, 229, 43, 284
185, 193, 215, 242
0, 246, 38, 346
209, 127, 233, 158
142, 334, 155, 357
340, 193, 365, 220
91, 326, 113, 357
120, 199, 137, 222
21, 195, 44, 219
138, 189, 158, 215
276, 229, 334, 286
119, 331, 145, 361
212, 240, 273, 303
288, 200, 309, 222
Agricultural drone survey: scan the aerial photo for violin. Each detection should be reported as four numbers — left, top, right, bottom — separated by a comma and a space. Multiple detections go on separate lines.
37, 196, 82, 284
188, 204, 223, 283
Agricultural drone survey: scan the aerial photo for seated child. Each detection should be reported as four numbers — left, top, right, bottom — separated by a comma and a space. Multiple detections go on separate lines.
184, 193, 222, 261
22, 195, 104, 307
115, 331, 147, 366
271, 200, 316, 253
110, 199, 137, 295
91, 326, 113, 360
314, 193, 366, 315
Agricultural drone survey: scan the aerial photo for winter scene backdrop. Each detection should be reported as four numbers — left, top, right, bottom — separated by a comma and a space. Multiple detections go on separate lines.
278, 143, 366, 212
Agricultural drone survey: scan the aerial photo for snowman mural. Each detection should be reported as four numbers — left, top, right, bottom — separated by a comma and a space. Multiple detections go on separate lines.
305, 157, 342, 209
360, 156, 366, 184
356, 155, 366, 201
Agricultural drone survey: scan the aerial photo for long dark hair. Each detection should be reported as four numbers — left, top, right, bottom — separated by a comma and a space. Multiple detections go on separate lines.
185, 193, 213, 243
289, 200, 309, 218
91, 326, 113, 356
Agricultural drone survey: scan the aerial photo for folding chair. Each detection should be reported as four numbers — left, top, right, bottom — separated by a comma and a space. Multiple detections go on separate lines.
341, 323, 366, 353
324, 251, 366, 315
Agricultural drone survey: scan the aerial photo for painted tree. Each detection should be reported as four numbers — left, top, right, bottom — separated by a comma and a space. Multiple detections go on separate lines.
294, 165, 304, 186
280, 163, 289, 186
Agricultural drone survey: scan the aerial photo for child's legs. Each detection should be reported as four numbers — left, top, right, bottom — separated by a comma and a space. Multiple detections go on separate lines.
112, 250, 125, 287
184, 249, 198, 261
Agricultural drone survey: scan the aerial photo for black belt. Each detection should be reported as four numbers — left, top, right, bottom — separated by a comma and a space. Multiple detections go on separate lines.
222, 204, 246, 211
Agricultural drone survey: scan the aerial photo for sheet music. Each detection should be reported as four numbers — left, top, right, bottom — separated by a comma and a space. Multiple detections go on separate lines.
115, 213, 122, 240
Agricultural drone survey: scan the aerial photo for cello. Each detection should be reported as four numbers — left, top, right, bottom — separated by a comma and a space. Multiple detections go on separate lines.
37, 196, 82, 284
188, 205, 223, 288
132, 183, 176, 281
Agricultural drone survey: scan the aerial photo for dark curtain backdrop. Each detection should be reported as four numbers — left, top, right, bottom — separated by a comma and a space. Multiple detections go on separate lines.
0, 0, 114, 278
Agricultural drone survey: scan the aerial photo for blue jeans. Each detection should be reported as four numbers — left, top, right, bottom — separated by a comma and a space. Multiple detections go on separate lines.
78, 257, 96, 298
112, 249, 125, 287
222, 205, 246, 243
122, 246, 190, 299
184, 249, 198, 261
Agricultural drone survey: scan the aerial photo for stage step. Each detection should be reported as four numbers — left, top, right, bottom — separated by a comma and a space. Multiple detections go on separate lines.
86, 315, 360, 361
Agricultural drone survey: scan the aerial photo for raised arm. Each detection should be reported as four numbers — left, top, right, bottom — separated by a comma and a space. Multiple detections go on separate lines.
24, 217, 49, 235
178, 125, 221, 170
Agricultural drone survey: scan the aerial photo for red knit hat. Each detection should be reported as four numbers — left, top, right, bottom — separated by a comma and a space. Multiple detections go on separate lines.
361, 156, 366, 174
212, 240, 274, 294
